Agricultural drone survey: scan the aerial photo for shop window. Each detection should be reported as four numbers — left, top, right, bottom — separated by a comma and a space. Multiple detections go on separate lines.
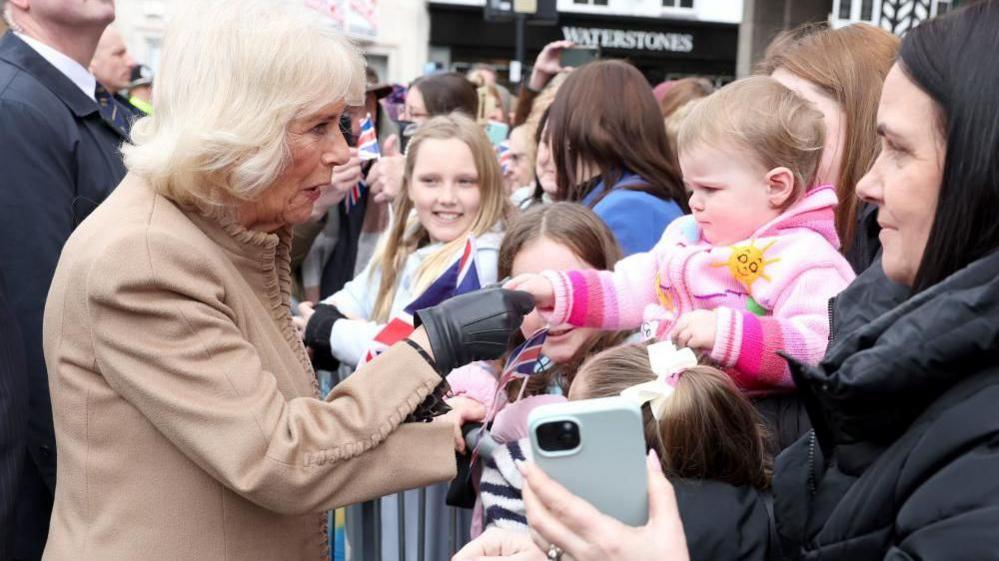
860, 0, 874, 20
662, 0, 694, 7
838, 0, 852, 19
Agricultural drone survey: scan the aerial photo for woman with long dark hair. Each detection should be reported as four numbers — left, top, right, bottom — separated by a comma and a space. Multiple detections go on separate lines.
544, 60, 688, 255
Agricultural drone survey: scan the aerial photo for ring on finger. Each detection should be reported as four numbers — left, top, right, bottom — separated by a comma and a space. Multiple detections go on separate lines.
547, 544, 564, 560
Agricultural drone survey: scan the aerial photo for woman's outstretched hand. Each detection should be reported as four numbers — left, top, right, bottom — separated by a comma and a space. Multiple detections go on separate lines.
414, 288, 535, 375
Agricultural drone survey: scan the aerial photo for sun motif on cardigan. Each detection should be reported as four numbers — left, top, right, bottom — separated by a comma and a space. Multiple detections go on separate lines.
713, 238, 780, 290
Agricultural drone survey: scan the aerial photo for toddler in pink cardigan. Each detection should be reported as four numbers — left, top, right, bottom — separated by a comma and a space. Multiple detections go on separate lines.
509, 76, 856, 394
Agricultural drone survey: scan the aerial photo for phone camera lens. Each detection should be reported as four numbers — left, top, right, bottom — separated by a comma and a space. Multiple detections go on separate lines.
537, 420, 580, 452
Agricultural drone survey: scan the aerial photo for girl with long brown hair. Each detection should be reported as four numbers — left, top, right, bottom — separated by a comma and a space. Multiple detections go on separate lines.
544, 60, 688, 255
444, 203, 631, 536
300, 113, 512, 369
757, 23, 900, 272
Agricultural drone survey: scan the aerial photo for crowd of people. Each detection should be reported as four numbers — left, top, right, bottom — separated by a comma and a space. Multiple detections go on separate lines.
1, 0, 998, 560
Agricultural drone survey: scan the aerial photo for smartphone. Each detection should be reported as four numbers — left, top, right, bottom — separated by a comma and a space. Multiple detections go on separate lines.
560, 46, 600, 68
528, 397, 649, 526
484, 120, 510, 146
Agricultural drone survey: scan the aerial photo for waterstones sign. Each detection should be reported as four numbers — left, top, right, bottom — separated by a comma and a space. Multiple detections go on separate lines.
562, 26, 694, 53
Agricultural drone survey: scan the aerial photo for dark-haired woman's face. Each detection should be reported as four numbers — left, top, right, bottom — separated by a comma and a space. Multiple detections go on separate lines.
402, 87, 429, 125
857, 64, 945, 287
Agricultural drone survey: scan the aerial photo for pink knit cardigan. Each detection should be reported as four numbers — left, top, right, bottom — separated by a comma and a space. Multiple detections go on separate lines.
542, 186, 856, 394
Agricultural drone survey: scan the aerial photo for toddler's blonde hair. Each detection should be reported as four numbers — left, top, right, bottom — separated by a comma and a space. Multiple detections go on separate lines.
678, 76, 825, 206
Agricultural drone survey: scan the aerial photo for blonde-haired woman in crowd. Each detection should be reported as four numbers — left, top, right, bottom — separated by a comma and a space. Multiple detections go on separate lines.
300, 112, 513, 369
40, 1, 534, 559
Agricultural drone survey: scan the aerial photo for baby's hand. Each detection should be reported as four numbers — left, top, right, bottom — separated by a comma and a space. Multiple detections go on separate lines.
504, 273, 555, 310
672, 310, 717, 351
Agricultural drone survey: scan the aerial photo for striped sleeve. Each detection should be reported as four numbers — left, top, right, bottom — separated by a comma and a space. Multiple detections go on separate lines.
710, 266, 850, 393
481, 439, 531, 532
541, 249, 660, 330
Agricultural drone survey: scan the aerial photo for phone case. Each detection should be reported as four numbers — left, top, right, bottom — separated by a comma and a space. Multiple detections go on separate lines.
528, 397, 649, 526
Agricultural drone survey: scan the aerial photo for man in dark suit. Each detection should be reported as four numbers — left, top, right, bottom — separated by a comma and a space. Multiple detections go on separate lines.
0, 0, 130, 557
89, 25, 146, 117
0, 274, 28, 561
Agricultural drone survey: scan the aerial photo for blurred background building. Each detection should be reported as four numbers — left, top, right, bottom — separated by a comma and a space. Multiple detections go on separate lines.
111, 0, 966, 92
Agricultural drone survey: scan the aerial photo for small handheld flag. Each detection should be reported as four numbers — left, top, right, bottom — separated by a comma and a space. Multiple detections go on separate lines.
357, 113, 380, 160
477, 326, 551, 455
495, 140, 512, 175
501, 328, 549, 379
344, 180, 366, 213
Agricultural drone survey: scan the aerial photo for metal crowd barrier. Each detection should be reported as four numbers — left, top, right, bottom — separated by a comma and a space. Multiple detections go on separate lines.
317, 368, 474, 561
342, 493, 471, 561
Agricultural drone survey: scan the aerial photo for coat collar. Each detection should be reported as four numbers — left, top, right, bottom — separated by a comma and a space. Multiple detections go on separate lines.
0, 32, 100, 119
790, 251, 999, 449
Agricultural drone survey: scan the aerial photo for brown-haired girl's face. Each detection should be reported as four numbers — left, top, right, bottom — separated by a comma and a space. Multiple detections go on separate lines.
402, 86, 429, 124
535, 125, 558, 196
771, 68, 846, 188
408, 137, 482, 244
512, 236, 600, 365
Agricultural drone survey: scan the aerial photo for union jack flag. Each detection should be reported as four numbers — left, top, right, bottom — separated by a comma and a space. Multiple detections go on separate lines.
344, 180, 366, 213
477, 327, 551, 450
501, 327, 549, 379
495, 140, 512, 175
357, 236, 480, 367
357, 113, 380, 161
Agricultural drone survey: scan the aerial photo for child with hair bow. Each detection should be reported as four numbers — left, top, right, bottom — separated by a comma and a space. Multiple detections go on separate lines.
465, 341, 773, 561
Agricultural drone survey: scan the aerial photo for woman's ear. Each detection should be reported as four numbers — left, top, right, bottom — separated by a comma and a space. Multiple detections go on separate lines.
765, 167, 797, 208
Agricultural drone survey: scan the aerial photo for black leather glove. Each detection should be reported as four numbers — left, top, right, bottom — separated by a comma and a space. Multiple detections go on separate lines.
414, 288, 535, 376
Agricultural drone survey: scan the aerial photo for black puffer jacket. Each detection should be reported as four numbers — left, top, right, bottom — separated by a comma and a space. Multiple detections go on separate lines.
774, 251, 999, 560
674, 479, 771, 561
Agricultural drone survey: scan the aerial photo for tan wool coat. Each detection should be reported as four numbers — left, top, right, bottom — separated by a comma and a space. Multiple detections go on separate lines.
41, 175, 456, 561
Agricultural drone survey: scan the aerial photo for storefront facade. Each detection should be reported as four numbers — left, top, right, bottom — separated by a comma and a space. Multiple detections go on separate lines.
428, 1, 740, 86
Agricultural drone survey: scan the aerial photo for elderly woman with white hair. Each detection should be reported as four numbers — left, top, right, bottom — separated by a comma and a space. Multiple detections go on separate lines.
38, 1, 533, 560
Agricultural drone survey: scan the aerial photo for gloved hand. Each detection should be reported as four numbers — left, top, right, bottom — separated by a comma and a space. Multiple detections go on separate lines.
415, 288, 535, 376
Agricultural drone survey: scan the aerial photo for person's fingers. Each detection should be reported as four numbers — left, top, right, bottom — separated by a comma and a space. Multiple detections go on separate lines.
383, 133, 400, 156
645, 450, 676, 525
503, 274, 530, 291
522, 475, 589, 556
453, 529, 542, 560
297, 301, 314, 315
333, 162, 362, 183
460, 399, 486, 423
645, 450, 690, 559
366, 163, 383, 188
453, 420, 466, 454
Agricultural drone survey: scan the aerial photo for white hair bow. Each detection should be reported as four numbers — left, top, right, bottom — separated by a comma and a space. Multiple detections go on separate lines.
619, 340, 698, 420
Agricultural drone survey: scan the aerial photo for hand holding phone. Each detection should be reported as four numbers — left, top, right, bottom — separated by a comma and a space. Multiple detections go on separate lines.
528, 396, 649, 526
560, 46, 600, 69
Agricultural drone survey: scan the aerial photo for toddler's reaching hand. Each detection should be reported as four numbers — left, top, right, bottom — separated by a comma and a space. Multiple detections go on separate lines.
672, 310, 717, 351
504, 274, 555, 311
